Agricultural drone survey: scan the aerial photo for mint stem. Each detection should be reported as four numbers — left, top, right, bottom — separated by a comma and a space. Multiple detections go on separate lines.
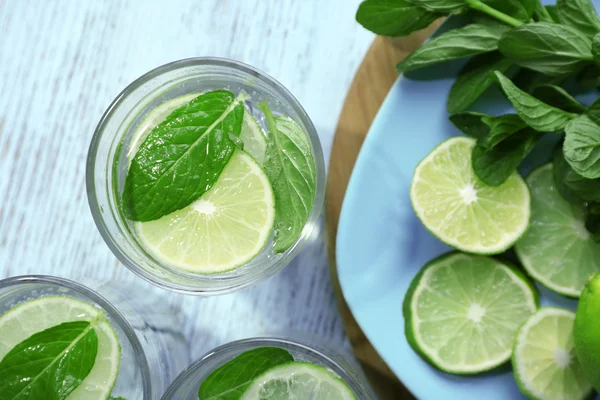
466, 0, 524, 28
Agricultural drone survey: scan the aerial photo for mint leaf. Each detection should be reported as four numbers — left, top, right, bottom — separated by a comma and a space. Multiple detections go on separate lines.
493, 71, 578, 132
553, 144, 600, 202
0, 321, 98, 400
545, 5, 560, 22
405, 0, 467, 13
587, 98, 600, 126
564, 115, 600, 179
472, 128, 539, 186
447, 52, 513, 114
479, 114, 527, 149
123, 90, 245, 221
198, 347, 293, 400
498, 22, 593, 76
483, 0, 536, 22
396, 23, 509, 73
260, 104, 317, 253
533, 2, 555, 23
556, 0, 600, 38
593, 33, 600, 62
449, 112, 490, 139
356, 0, 442, 37
531, 84, 587, 113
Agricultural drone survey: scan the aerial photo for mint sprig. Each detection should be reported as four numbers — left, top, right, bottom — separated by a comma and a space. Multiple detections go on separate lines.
198, 347, 293, 400
357, 0, 600, 230
123, 90, 245, 222
0, 321, 98, 400
260, 103, 317, 253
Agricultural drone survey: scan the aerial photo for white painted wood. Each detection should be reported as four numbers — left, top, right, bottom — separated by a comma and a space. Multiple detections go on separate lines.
0, 0, 373, 365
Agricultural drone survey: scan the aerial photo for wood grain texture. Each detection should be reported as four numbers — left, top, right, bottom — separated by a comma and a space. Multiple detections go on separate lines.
325, 24, 443, 400
0, 0, 374, 373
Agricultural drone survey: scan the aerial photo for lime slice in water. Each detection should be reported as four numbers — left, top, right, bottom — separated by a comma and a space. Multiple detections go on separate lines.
240, 110, 267, 164
0, 296, 121, 400
240, 362, 356, 400
513, 307, 593, 400
136, 149, 275, 274
515, 164, 600, 297
410, 136, 530, 254
404, 252, 539, 374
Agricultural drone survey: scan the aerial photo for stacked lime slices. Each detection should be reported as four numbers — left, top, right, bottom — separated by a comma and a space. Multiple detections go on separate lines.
408, 136, 597, 398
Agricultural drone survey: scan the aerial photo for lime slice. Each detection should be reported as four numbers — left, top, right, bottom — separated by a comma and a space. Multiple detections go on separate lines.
515, 164, 600, 297
136, 149, 275, 274
513, 307, 593, 400
404, 252, 539, 374
240, 362, 356, 400
0, 296, 121, 400
240, 110, 267, 164
410, 136, 530, 254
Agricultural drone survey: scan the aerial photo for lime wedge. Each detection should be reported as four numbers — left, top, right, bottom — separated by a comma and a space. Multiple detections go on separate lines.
240, 362, 357, 400
240, 110, 267, 164
136, 149, 275, 274
515, 164, 600, 297
410, 137, 530, 254
0, 296, 121, 400
404, 252, 539, 374
513, 307, 593, 400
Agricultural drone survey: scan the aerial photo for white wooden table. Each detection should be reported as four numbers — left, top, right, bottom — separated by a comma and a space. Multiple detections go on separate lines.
0, 0, 373, 362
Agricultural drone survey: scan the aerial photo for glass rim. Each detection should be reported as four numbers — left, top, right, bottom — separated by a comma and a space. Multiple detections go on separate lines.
86, 57, 326, 295
161, 336, 373, 399
0, 275, 153, 397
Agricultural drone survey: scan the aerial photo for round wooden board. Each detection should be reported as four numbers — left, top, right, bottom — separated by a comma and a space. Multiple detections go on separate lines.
325, 22, 443, 400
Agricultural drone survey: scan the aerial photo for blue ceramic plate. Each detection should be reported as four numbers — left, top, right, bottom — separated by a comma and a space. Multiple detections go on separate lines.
336, 4, 599, 399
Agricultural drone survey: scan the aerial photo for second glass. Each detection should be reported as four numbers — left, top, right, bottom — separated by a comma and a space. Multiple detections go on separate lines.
87, 58, 325, 295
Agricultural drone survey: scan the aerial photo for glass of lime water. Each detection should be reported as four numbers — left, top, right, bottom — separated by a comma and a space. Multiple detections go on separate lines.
162, 337, 375, 400
0, 275, 189, 399
87, 58, 325, 295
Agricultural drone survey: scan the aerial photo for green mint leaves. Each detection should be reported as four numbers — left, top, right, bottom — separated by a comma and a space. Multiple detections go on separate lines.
556, 0, 600, 37
498, 22, 593, 76
564, 115, 600, 179
123, 90, 245, 221
198, 347, 293, 400
397, 23, 509, 73
404, 0, 468, 13
356, 0, 442, 37
260, 103, 317, 253
493, 71, 577, 132
0, 321, 98, 400
448, 52, 513, 113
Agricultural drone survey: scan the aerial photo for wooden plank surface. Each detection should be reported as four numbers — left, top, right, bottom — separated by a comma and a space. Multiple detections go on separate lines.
325, 23, 443, 399
0, 0, 374, 373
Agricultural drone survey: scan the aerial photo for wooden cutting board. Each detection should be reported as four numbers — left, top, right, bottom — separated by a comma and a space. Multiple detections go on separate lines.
324, 21, 443, 400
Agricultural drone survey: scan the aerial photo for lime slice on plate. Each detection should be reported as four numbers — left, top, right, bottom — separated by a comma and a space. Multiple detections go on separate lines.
515, 164, 600, 297
410, 136, 530, 254
0, 296, 121, 400
240, 110, 267, 164
513, 307, 593, 400
240, 362, 356, 400
404, 252, 539, 374
136, 149, 275, 274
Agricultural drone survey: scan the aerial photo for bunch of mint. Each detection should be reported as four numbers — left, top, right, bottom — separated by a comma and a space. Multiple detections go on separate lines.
357, 0, 600, 240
